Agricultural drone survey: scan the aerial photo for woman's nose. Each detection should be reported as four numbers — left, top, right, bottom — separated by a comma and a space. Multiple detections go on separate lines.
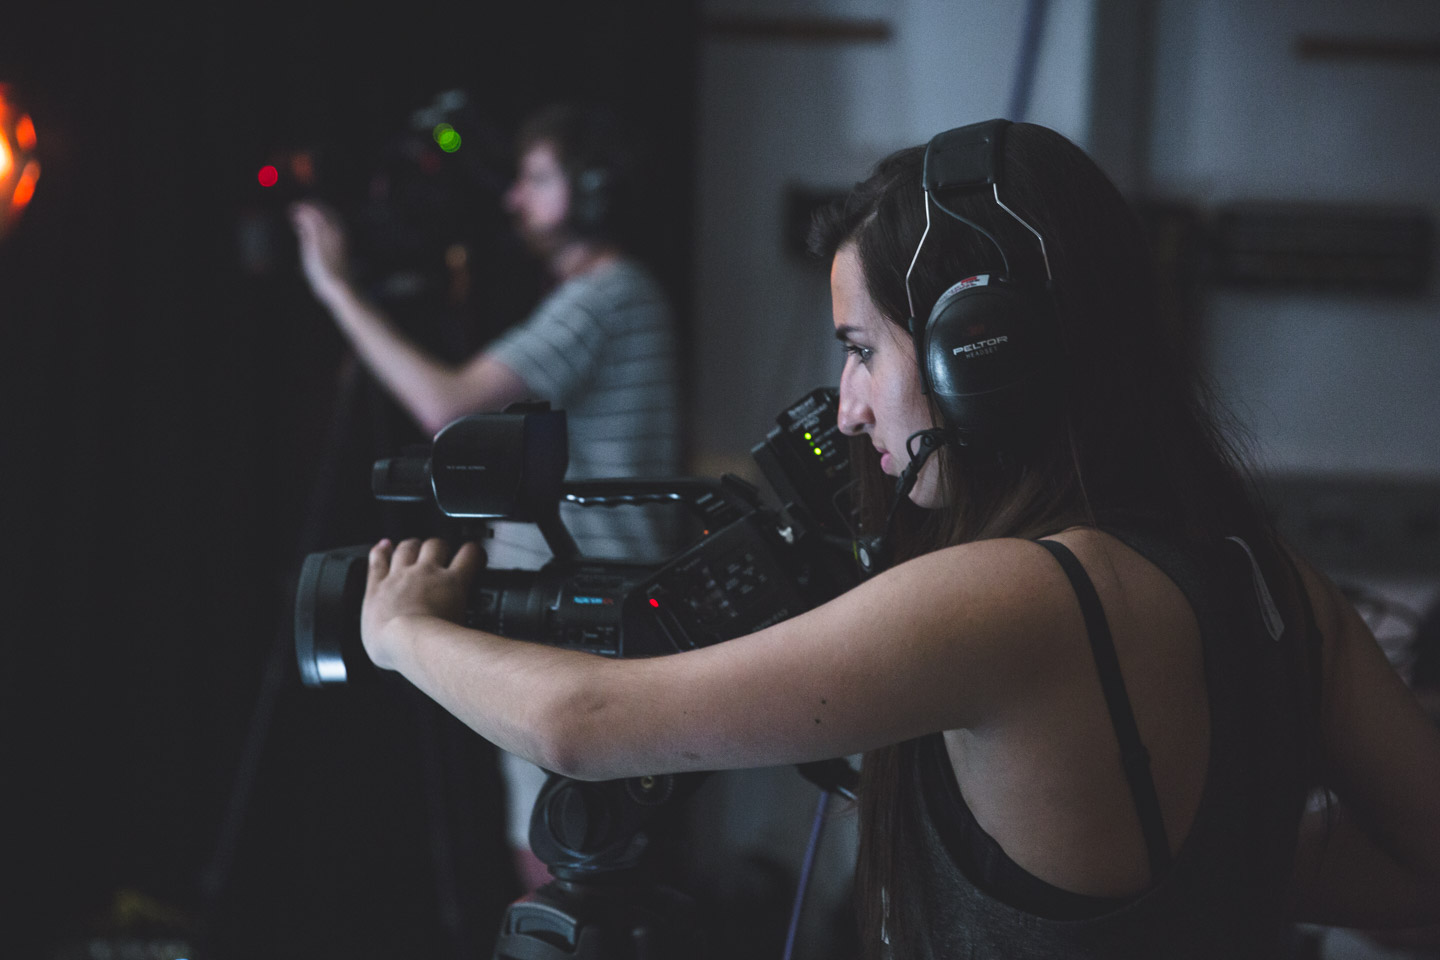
836, 371, 869, 436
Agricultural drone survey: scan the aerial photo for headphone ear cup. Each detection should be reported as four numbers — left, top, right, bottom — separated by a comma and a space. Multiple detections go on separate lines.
571, 168, 610, 234
922, 280, 1060, 437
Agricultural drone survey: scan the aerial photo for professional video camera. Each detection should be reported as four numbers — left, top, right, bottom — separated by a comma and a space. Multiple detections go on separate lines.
292, 387, 861, 960
294, 386, 860, 687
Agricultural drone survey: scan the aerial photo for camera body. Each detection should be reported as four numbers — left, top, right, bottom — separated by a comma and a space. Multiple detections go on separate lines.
294, 388, 860, 685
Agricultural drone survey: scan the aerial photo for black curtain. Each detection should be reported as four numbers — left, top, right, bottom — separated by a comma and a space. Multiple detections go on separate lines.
0, 4, 699, 958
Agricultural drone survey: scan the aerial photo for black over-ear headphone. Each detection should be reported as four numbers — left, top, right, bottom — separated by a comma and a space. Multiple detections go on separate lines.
564, 108, 629, 237
908, 119, 1062, 444
569, 165, 612, 235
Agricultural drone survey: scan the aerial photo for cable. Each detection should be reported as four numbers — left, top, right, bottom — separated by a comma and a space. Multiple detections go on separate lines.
782, 789, 831, 960
1008, 0, 1051, 121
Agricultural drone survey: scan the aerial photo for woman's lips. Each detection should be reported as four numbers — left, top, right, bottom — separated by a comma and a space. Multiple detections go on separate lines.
879, 450, 894, 474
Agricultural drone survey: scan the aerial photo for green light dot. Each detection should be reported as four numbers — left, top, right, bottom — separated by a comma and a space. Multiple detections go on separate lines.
813, 447, 823, 456
432, 123, 454, 144
438, 130, 461, 153
803, 432, 812, 440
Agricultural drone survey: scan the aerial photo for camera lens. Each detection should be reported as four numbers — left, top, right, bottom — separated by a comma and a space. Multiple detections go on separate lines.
294, 545, 374, 687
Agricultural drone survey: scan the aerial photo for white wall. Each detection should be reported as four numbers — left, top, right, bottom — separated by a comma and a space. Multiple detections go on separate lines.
1148, 0, 1440, 475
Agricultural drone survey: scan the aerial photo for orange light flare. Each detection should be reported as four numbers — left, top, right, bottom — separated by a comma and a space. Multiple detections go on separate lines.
0, 84, 42, 239
289, 150, 315, 186
0, 86, 41, 240
13, 162, 39, 209
16, 114, 36, 152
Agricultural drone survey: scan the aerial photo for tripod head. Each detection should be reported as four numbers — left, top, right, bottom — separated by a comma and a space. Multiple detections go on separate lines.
494, 759, 858, 960
529, 771, 707, 880
492, 770, 710, 960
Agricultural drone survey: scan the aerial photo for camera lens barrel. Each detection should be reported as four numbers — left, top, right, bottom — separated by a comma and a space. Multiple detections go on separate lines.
294, 545, 374, 687
294, 550, 652, 687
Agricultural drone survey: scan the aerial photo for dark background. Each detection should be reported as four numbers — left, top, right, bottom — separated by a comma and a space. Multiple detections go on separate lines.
1, 3, 700, 958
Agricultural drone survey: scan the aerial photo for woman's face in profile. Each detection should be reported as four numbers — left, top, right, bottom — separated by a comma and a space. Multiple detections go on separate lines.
832, 243, 944, 508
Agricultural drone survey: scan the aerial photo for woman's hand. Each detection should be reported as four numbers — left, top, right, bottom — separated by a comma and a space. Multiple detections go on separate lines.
362, 538, 484, 672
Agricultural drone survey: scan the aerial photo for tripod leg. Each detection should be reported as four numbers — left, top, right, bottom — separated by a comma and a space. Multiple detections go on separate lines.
195, 360, 361, 934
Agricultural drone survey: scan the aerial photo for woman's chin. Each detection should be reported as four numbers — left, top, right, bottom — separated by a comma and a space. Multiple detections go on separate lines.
907, 476, 945, 510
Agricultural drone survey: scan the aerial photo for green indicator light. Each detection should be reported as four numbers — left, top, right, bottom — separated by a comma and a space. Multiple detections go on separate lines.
814, 447, 823, 456
803, 432, 812, 440
433, 123, 462, 153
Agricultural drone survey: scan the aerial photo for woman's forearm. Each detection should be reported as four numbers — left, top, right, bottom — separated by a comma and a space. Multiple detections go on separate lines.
384, 613, 619, 779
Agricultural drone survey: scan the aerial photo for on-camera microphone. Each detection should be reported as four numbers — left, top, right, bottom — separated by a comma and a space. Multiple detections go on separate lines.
853, 428, 948, 577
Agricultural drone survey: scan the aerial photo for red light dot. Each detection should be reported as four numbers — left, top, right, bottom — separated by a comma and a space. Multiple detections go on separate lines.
257, 165, 279, 188
649, 598, 660, 608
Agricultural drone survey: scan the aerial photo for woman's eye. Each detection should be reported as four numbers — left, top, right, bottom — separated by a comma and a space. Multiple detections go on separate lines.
842, 343, 873, 364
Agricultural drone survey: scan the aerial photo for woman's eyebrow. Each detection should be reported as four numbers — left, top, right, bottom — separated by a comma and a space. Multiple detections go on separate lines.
835, 325, 863, 342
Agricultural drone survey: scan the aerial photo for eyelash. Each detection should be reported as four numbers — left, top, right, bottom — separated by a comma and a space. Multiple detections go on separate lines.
842, 343, 873, 364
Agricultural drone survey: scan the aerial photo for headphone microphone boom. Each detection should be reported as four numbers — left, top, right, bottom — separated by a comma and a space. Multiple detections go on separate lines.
852, 427, 947, 577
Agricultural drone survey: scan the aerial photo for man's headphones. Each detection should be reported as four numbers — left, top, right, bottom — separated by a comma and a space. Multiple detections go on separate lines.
908, 119, 1062, 444
569, 165, 613, 235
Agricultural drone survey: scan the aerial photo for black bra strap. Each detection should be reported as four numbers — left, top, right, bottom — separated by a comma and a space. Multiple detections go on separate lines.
1035, 539, 1173, 880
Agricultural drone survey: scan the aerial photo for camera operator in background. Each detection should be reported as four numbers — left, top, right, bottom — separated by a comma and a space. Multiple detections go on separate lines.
291, 101, 682, 891
349, 119, 1440, 958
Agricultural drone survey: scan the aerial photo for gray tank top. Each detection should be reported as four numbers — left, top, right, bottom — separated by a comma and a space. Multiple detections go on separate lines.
896, 527, 1312, 959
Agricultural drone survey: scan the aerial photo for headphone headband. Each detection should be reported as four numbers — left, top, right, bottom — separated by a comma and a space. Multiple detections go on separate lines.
923, 119, 1009, 195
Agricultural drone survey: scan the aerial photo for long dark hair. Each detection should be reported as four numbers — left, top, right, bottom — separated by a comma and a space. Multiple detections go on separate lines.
809, 123, 1322, 957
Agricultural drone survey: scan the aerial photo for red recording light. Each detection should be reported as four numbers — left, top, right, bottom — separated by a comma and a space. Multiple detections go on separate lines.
257, 165, 279, 188
648, 598, 660, 608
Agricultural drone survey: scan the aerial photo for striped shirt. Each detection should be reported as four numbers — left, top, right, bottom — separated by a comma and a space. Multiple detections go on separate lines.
484, 257, 682, 568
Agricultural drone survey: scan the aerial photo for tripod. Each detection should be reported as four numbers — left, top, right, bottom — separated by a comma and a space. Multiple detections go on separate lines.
493, 760, 859, 960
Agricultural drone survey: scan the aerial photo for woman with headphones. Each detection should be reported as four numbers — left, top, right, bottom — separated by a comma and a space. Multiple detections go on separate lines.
355, 121, 1440, 957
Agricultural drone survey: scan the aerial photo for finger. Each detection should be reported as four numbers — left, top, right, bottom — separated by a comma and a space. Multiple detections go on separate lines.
418, 538, 452, 567
451, 541, 485, 577
367, 539, 393, 588
289, 203, 316, 229
393, 538, 423, 565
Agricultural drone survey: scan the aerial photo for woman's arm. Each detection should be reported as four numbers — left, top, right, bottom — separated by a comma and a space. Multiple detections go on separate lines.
361, 535, 1084, 781
1289, 551, 1440, 926
1293, 804, 1440, 928
290, 202, 532, 433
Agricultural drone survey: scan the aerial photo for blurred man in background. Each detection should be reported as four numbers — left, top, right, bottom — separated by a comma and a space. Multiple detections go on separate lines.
291, 101, 683, 890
